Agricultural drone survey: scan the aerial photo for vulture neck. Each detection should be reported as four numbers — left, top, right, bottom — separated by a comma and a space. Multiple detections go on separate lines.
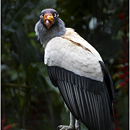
35, 18, 66, 48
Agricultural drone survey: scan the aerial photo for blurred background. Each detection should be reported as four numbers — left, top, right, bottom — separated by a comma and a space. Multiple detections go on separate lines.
1, 0, 129, 130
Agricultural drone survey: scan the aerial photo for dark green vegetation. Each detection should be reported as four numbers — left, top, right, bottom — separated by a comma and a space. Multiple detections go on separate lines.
2, 0, 128, 130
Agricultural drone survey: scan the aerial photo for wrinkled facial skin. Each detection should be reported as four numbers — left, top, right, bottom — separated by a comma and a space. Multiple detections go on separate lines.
35, 8, 66, 47
43, 14, 54, 29
40, 8, 59, 29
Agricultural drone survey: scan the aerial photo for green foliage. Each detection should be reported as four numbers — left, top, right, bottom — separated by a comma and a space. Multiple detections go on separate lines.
2, 0, 61, 129
2, 0, 128, 130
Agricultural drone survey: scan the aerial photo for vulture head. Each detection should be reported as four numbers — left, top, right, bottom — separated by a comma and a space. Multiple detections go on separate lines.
35, 8, 66, 47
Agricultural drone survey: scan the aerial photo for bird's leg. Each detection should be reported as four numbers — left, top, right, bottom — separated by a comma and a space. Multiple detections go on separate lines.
75, 120, 80, 130
69, 112, 75, 128
57, 112, 75, 130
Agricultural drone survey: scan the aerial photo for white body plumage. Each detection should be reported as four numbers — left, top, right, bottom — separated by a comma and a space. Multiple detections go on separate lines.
45, 28, 103, 81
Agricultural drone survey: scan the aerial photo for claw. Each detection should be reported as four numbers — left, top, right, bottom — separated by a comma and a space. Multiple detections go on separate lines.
57, 125, 74, 130
57, 125, 63, 130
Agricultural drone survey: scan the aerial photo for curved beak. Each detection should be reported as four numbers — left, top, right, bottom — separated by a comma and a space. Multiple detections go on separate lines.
42, 14, 54, 29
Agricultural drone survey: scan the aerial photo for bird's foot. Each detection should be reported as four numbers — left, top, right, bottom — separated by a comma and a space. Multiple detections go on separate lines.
57, 125, 74, 130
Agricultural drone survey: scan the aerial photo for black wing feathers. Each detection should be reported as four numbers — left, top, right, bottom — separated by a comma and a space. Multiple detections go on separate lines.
47, 64, 115, 130
99, 61, 115, 102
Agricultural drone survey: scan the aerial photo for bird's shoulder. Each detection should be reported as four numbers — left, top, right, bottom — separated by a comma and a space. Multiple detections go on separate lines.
46, 28, 102, 61
62, 28, 85, 41
65, 28, 102, 61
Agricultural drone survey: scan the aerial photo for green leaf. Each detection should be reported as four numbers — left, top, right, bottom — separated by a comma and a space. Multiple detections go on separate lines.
28, 32, 36, 37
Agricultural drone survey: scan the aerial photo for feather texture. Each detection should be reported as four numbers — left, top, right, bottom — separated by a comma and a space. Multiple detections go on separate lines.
45, 28, 103, 81
47, 65, 115, 130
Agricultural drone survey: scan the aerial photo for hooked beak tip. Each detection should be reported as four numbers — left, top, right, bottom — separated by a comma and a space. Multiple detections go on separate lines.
45, 20, 51, 29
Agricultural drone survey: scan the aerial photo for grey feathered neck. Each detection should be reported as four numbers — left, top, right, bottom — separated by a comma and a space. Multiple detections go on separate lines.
35, 18, 66, 47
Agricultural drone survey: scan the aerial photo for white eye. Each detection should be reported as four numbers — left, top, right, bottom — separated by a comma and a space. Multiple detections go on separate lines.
53, 13, 57, 17
40, 15, 43, 19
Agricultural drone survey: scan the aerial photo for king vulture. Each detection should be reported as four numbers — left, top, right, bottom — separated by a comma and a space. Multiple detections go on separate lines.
35, 8, 115, 130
